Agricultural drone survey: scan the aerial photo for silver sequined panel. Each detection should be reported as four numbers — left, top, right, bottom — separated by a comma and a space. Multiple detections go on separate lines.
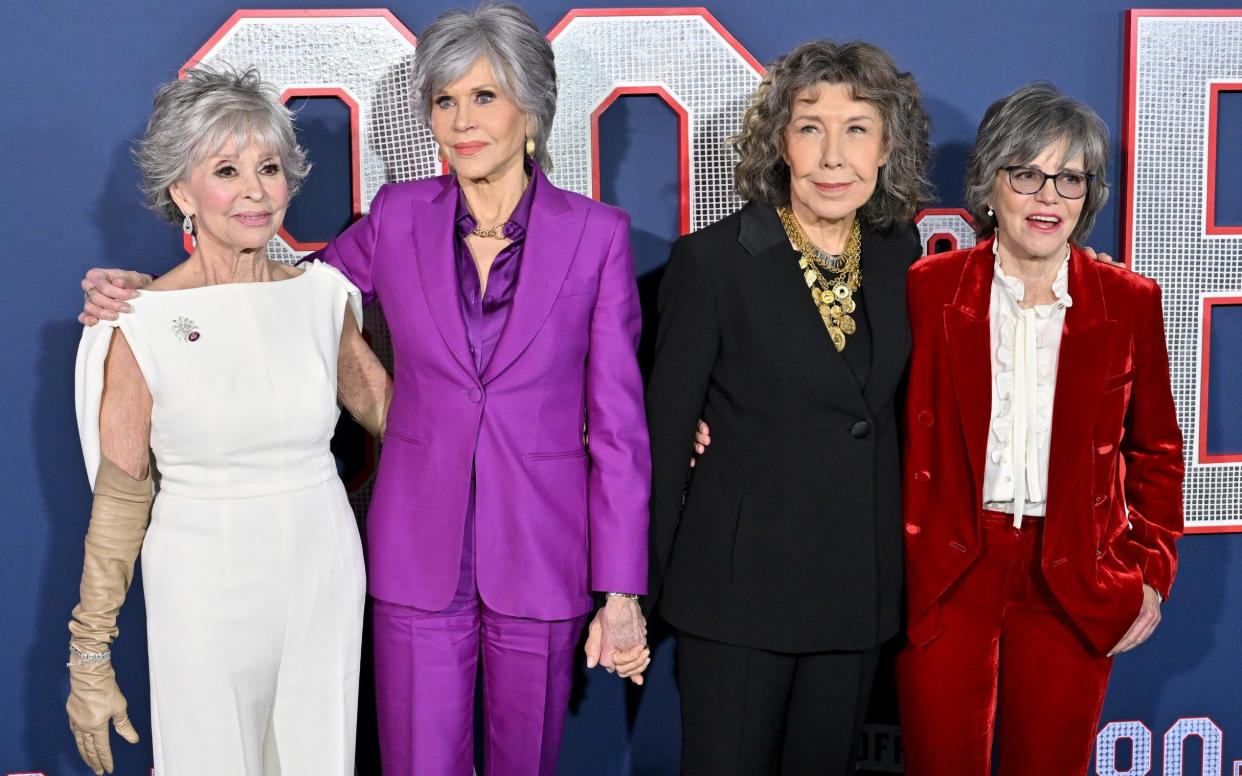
547, 12, 763, 232
915, 213, 977, 254
1131, 14, 1242, 529
193, 13, 437, 263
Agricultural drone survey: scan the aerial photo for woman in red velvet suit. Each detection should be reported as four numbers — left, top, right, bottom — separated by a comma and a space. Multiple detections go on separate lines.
896, 82, 1184, 775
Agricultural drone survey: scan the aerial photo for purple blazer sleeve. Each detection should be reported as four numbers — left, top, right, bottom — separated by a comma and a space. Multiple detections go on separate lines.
320, 183, 394, 305
585, 212, 650, 594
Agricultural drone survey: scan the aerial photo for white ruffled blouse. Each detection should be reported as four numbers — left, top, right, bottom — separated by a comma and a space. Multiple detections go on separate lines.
982, 243, 1072, 528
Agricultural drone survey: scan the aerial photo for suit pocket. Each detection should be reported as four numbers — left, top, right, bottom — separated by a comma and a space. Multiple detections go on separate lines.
524, 449, 588, 461
1103, 368, 1136, 392
385, 428, 425, 447
729, 493, 748, 581
557, 275, 598, 298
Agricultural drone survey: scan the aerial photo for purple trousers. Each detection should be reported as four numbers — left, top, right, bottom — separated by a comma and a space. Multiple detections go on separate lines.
372, 487, 588, 776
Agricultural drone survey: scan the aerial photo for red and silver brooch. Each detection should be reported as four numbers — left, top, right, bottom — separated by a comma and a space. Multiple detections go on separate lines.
171, 316, 201, 342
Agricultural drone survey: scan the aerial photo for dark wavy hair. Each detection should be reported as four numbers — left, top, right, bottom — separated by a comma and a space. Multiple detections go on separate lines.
733, 40, 932, 229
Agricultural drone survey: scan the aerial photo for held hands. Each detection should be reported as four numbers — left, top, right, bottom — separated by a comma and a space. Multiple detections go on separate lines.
66, 659, 140, 775
80, 268, 151, 326
1108, 583, 1163, 657
584, 596, 651, 685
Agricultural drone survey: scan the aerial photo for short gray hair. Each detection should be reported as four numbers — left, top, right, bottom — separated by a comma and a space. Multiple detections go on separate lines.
964, 82, 1110, 244
733, 40, 932, 230
411, 2, 557, 171
135, 65, 310, 225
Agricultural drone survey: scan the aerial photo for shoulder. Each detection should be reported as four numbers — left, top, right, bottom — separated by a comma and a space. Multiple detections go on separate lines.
302, 259, 358, 288
863, 219, 922, 266
908, 243, 973, 282
675, 207, 746, 257
1090, 254, 1161, 303
300, 261, 363, 327
372, 176, 452, 207
548, 183, 631, 230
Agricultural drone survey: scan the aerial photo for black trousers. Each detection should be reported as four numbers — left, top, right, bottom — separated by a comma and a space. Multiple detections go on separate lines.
677, 632, 879, 776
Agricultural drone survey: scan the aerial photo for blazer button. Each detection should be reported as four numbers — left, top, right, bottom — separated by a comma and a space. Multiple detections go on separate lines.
850, 420, 872, 438
905, 523, 921, 535
917, 411, 935, 427
913, 470, 931, 483
468, 387, 483, 403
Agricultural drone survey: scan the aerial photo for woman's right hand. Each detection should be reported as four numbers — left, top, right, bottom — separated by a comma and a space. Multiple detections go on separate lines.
66, 660, 140, 775
80, 268, 151, 326
689, 420, 711, 467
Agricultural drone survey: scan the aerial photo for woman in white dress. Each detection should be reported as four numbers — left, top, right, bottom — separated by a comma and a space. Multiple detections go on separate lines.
67, 66, 391, 775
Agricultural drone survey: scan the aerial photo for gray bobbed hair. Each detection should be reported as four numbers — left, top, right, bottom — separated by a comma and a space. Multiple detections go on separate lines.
411, 2, 557, 171
965, 82, 1110, 244
733, 40, 933, 230
134, 65, 310, 225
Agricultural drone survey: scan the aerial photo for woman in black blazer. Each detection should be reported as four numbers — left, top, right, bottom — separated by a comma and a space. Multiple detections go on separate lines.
645, 41, 931, 775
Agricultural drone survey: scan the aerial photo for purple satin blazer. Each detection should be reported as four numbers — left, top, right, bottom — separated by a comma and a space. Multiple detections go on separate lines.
323, 166, 650, 620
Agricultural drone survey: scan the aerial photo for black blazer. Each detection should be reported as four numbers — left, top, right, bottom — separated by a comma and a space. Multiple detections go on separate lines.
646, 201, 920, 653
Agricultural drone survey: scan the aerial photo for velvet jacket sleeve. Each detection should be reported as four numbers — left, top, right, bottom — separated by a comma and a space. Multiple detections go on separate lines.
1120, 282, 1184, 600
585, 212, 652, 594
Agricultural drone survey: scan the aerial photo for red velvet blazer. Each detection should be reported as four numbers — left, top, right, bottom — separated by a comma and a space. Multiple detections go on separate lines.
902, 239, 1184, 655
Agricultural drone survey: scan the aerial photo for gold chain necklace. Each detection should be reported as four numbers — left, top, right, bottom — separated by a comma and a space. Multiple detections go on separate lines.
777, 207, 862, 352
470, 223, 506, 239
468, 174, 530, 240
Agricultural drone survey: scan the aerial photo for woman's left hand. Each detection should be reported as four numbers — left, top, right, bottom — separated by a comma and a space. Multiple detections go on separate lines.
1108, 583, 1163, 656
584, 596, 651, 684
1083, 246, 1122, 267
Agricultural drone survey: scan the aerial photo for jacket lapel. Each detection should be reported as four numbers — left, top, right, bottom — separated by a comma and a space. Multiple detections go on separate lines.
1043, 249, 1115, 552
943, 241, 995, 505
412, 177, 476, 379
740, 203, 869, 416
861, 227, 913, 412
482, 171, 585, 384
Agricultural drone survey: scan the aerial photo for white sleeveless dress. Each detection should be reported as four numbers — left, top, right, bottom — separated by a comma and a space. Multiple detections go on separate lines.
75, 261, 366, 775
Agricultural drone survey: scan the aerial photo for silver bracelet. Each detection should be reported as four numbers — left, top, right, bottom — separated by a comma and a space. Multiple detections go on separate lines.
67, 644, 111, 667
605, 592, 639, 600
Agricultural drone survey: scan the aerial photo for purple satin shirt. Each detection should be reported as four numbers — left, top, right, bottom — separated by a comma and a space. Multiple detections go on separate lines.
454, 168, 537, 375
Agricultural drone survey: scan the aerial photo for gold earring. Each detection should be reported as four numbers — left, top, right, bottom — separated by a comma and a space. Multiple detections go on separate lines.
525, 137, 536, 157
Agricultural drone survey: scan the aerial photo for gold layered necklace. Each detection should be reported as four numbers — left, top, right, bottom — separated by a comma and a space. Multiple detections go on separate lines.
777, 206, 862, 352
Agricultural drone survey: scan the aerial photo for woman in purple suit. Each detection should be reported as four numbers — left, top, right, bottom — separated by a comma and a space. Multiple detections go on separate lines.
79, 4, 652, 774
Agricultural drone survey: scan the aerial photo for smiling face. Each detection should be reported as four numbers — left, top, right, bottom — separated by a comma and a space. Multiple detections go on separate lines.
782, 81, 887, 234
168, 138, 288, 254
429, 57, 533, 183
989, 138, 1087, 263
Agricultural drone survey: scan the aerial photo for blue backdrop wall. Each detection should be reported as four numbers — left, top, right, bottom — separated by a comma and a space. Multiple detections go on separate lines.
2, 2, 1241, 774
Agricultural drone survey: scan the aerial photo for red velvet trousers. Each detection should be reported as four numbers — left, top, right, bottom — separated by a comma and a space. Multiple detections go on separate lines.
896, 511, 1114, 776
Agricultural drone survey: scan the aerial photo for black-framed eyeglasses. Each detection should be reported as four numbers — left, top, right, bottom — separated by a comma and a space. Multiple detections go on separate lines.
1002, 165, 1094, 199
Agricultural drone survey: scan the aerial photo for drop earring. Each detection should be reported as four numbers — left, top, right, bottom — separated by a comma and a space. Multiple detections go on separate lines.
525, 137, 536, 157
986, 207, 994, 218
182, 214, 197, 247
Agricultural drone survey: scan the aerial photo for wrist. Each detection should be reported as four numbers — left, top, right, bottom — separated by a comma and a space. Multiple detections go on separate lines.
67, 643, 112, 668
605, 591, 639, 601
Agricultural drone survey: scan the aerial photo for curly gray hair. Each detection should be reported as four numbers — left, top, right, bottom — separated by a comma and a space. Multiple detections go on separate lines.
134, 65, 310, 225
964, 82, 1110, 244
411, 2, 557, 171
733, 40, 932, 229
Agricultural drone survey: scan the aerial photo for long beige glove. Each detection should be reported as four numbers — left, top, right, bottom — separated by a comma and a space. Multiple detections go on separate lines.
67, 455, 151, 775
